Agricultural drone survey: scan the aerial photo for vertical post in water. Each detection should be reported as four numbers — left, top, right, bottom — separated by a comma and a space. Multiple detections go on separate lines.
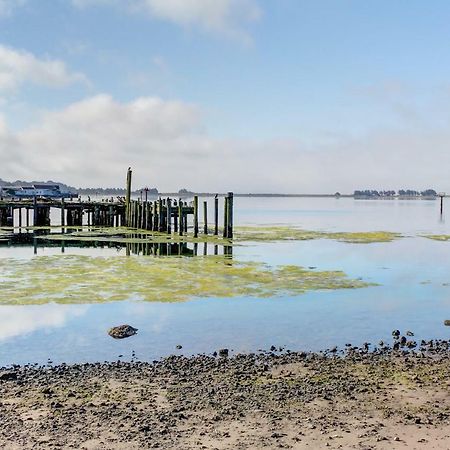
214, 195, 219, 236
178, 199, 183, 236
158, 198, 163, 231
227, 192, 233, 239
166, 198, 172, 234
125, 167, 132, 226
223, 196, 229, 238
440, 193, 445, 215
61, 198, 65, 233
174, 200, 178, 233
193, 195, 199, 238
203, 201, 208, 235
18, 207, 22, 230
33, 196, 38, 227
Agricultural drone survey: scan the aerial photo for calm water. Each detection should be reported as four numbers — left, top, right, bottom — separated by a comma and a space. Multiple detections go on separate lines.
1, 197, 449, 366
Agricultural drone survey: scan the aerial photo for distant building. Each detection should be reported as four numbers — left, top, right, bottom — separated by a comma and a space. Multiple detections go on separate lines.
0, 184, 77, 199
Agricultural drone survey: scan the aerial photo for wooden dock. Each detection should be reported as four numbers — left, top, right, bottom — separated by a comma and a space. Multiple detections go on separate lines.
0, 168, 234, 238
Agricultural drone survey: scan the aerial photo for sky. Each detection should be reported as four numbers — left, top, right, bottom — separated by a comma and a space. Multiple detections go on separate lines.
1, 0, 450, 193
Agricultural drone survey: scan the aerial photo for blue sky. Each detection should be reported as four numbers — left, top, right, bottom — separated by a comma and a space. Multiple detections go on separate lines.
1, 0, 450, 192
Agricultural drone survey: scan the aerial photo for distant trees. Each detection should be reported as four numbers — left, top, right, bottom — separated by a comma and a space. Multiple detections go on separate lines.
354, 189, 437, 198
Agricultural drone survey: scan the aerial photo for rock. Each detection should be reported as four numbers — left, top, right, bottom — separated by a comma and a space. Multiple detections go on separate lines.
108, 325, 138, 339
444, 320, 450, 326
392, 330, 400, 338
176, 345, 182, 350
0, 372, 17, 381
400, 336, 407, 346
406, 330, 414, 336
218, 349, 229, 357
406, 341, 417, 349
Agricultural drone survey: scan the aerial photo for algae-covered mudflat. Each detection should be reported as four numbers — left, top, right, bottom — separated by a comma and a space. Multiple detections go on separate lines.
0, 254, 372, 304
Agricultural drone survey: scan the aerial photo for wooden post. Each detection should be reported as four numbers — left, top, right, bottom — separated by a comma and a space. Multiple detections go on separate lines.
178, 200, 183, 236
174, 200, 178, 233
441, 195, 444, 215
158, 198, 164, 231
227, 192, 233, 239
203, 201, 208, 234
109, 205, 114, 227
125, 167, 132, 226
193, 195, 199, 238
61, 199, 65, 233
223, 196, 229, 238
18, 207, 22, 229
166, 198, 172, 234
33, 196, 38, 227
26, 208, 29, 228
214, 195, 219, 235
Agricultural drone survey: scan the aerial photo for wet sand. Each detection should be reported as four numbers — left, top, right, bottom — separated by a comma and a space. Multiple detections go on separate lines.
1, 338, 449, 449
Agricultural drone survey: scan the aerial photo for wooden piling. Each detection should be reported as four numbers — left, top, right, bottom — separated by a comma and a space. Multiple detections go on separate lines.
178, 200, 183, 236
227, 192, 233, 239
223, 196, 229, 238
166, 198, 172, 234
125, 167, 132, 226
33, 197, 38, 227
214, 195, 219, 235
193, 195, 199, 238
203, 201, 208, 235
61, 199, 65, 232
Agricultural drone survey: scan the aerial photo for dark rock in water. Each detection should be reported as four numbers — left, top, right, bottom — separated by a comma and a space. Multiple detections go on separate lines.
0, 372, 17, 381
406, 340, 417, 349
270, 345, 276, 352
445, 320, 450, 326
218, 348, 229, 357
176, 345, 182, 350
400, 336, 407, 346
406, 330, 414, 336
108, 325, 138, 339
392, 330, 400, 338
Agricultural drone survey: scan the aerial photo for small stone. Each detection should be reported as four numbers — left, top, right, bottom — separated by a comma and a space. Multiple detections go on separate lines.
0, 372, 17, 381
392, 329, 400, 338
406, 330, 414, 336
218, 349, 229, 357
108, 325, 138, 339
176, 345, 182, 350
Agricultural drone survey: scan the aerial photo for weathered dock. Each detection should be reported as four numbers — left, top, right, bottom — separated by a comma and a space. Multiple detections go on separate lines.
0, 168, 234, 238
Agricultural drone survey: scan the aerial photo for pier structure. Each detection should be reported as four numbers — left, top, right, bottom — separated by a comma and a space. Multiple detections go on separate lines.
0, 169, 234, 238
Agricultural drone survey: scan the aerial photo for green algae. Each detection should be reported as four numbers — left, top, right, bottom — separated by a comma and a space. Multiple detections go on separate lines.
422, 234, 450, 242
234, 226, 401, 244
0, 255, 373, 305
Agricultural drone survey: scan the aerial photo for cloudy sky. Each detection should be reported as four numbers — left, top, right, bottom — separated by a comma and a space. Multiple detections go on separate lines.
1, 0, 450, 192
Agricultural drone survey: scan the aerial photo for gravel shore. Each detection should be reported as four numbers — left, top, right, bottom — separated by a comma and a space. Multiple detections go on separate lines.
1, 338, 449, 449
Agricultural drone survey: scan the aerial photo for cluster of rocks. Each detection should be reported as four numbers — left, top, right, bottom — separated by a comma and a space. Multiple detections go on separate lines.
0, 334, 449, 448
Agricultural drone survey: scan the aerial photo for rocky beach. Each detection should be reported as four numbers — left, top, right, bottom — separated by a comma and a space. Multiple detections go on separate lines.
1, 335, 449, 449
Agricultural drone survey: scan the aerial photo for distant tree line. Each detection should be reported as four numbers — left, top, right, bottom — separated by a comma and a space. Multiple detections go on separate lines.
354, 189, 437, 198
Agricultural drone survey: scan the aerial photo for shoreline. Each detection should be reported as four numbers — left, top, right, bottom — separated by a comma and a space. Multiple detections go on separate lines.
1, 337, 449, 449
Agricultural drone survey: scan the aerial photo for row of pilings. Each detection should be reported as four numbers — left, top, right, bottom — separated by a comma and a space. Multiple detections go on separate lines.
125, 193, 234, 238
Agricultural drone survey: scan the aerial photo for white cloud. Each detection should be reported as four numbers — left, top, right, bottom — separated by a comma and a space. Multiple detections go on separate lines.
0, 44, 88, 91
2, 93, 450, 193
72, 0, 262, 42
0, 0, 25, 17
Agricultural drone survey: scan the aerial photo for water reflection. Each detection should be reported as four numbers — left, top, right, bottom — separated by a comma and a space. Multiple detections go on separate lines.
0, 232, 233, 258
0, 304, 88, 342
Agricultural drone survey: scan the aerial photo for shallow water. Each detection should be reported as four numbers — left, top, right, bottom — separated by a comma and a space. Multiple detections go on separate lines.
0, 197, 449, 366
